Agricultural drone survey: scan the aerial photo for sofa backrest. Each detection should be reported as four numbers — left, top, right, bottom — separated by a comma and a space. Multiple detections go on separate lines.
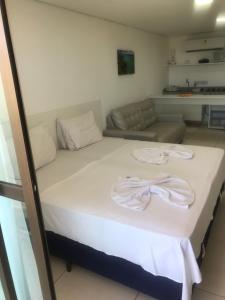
109, 99, 157, 131
138, 99, 158, 128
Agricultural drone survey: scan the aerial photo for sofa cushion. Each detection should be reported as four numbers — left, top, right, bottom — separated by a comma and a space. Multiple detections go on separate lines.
145, 122, 186, 143
138, 99, 157, 128
103, 129, 157, 141
111, 103, 146, 131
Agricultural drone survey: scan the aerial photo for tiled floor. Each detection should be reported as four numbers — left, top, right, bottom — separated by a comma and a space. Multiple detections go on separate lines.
50, 126, 225, 300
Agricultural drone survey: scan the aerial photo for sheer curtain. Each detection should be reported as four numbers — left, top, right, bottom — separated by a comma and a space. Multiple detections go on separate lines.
0, 113, 43, 298
0, 123, 15, 183
0, 280, 6, 300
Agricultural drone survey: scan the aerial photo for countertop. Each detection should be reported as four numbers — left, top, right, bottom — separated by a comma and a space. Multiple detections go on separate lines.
153, 94, 225, 99
152, 94, 225, 105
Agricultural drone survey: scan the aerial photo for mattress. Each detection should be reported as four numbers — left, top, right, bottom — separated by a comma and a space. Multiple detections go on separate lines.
38, 139, 225, 300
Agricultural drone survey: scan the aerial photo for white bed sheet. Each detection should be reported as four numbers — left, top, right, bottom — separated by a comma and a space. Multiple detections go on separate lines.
37, 137, 126, 192
39, 139, 225, 300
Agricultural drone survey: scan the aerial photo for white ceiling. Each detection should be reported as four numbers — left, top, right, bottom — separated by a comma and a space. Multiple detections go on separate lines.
38, 0, 225, 36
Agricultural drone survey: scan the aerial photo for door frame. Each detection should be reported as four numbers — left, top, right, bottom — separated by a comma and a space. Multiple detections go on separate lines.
0, 1, 56, 299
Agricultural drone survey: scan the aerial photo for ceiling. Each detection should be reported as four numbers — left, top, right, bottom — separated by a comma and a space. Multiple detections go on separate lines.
38, 0, 225, 36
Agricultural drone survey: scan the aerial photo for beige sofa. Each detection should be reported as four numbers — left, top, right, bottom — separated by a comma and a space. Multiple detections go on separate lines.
103, 99, 186, 143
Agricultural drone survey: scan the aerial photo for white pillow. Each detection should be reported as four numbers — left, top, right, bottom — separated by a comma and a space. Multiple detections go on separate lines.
57, 111, 102, 150
29, 125, 56, 170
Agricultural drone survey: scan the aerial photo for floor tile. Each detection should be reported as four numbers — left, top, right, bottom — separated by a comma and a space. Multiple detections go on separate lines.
135, 289, 225, 300
192, 288, 225, 300
183, 138, 199, 145
198, 238, 225, 297
215, 141, 225, 150
185, 126, 200, 133
50, 256, 66, 283
184, 126, 225, 148
136, 292, 156, 300
183, 139, 216, 147
55, 266, 138, 300
210, 199, 225, 242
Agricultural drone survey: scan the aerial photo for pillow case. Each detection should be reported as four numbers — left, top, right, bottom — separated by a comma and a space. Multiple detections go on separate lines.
29, 125, 56, 170
57, 111, 102, 150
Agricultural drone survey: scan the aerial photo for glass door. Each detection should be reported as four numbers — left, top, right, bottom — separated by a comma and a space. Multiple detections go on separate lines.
0, 1, 56, 299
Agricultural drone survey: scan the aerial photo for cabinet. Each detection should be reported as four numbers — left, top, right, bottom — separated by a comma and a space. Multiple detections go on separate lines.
185, 37, 225, 52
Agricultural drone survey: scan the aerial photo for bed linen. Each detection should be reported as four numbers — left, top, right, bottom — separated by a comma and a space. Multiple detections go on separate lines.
37, 137, 126, 192
38, 139, 225, 300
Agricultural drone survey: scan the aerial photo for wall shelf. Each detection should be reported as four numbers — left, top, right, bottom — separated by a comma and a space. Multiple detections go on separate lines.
168, 62, 225, 67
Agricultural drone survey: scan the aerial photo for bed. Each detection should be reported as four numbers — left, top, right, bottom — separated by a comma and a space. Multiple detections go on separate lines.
30, 101, 225, 300
36, 137, 225, 300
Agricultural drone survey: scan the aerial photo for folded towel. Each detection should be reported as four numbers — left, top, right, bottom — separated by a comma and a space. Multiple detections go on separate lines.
162, 145, 194, 160
132, 145, 194, 165
111, 174, 195, 211
132, 148, 168, 164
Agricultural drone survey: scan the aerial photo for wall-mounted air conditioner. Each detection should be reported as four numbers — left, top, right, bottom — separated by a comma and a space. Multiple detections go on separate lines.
185, 37, 225, 52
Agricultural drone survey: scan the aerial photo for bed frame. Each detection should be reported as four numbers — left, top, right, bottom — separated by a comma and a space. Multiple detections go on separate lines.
46, 186, 223, 300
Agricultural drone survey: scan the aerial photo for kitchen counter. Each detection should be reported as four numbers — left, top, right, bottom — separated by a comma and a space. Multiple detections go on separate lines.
152, 94, 225, 105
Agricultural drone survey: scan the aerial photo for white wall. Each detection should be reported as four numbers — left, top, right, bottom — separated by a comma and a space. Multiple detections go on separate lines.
6, 0, 169, 126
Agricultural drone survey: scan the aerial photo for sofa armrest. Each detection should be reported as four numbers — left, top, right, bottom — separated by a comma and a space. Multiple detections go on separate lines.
103, 129, 157, 142
157, 114, 184, 123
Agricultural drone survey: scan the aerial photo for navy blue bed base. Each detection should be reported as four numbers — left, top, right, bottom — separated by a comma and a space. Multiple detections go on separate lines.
46, 187, 222, 300
47, 231, 182, 300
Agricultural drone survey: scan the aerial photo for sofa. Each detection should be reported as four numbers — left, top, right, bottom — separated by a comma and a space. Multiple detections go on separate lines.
103, 99, 186, 143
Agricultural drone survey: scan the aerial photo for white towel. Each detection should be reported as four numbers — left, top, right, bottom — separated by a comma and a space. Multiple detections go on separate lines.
162, 145, 194, 160
132, 148, 169, 164
111, 174, 195, 211
132, 145, 194, 165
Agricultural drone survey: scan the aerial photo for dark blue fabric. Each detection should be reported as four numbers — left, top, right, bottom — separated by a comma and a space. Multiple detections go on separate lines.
47, 231, 182, 300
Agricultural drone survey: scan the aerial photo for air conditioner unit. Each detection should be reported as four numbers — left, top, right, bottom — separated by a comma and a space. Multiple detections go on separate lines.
185, 37, 225, 52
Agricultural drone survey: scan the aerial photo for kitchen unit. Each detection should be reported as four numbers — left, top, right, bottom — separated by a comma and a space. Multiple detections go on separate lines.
153, 91, 225, 129
163, 34, 225, 128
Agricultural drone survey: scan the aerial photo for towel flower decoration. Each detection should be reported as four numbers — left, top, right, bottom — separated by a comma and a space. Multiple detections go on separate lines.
111, 174, 194, 211
132, 145, 194, 165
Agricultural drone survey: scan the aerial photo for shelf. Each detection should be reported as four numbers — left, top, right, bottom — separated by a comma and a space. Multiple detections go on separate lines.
168, 62, 225, 67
